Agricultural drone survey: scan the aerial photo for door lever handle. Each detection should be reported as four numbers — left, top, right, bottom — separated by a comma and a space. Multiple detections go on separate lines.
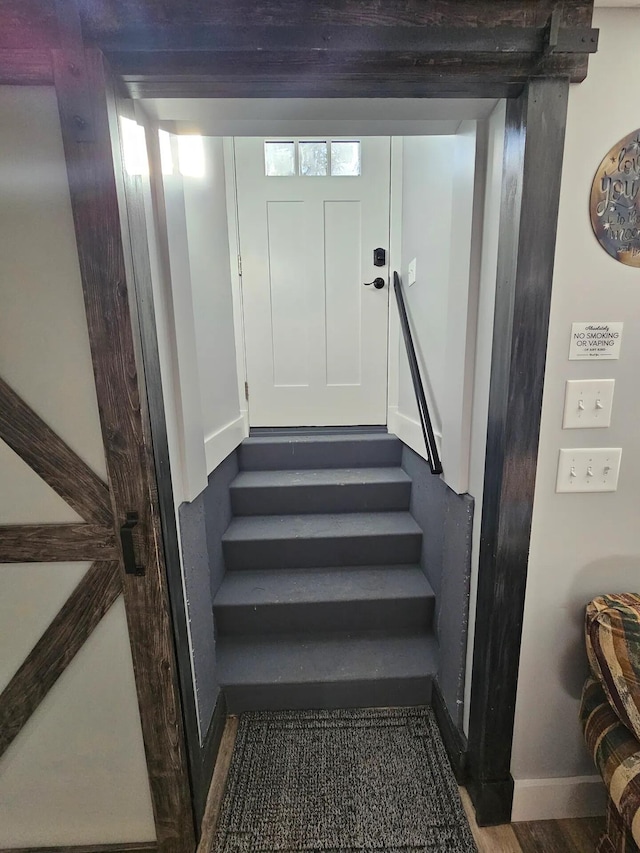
364, 277, 385, 289
120, 512, 145, 576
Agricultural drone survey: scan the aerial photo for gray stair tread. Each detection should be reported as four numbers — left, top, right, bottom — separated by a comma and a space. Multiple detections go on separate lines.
239, 432, 402, 471
217, 632, 438, 685
214, 565, 433, 608
231, 467, 410, 490
223, 512, 421, 542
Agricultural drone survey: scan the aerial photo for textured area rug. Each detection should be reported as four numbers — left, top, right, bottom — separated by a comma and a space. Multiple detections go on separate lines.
213, 707, 477, 852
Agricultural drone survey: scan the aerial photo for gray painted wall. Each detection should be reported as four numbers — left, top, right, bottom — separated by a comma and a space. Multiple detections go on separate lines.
402, 445, 473, 729
204, 451, 239, 602
509, 8, 640, 820
178, 448, 238, 737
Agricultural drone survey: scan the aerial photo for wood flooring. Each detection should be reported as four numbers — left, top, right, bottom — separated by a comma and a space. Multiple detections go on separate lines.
198, 716, 605, 853
512, 816, 604, 852
460, 788, 604, 852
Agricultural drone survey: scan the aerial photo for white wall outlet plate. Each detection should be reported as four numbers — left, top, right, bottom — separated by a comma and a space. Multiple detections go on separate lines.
556, 447, 622, 493
408, 258, 417, 286
562, 379, 615, 429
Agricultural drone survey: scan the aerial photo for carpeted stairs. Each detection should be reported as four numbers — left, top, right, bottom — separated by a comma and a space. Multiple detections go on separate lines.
214, 431, 438, 712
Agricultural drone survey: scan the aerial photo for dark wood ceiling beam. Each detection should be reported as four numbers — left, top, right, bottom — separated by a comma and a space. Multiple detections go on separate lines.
0, 524, 118, 563
0, 376, 113, 525
114, 48, 587, 99
0, 49, 53, 83
122, 74, 526, 100
0, 560, 121, 759
0, 1, 597, 94
94, 23, 599, 55
78, 0, 594, 32
97, 18, 597, 97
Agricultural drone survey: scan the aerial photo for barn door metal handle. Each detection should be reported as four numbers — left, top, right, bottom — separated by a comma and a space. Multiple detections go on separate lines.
120, 512, 145, 576
364, 277, 385, 289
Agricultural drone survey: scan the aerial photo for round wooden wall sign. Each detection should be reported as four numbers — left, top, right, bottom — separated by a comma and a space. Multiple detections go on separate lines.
590, 129, 640, 267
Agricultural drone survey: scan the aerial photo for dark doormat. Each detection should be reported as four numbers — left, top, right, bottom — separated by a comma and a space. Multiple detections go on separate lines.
213, 706, 477, 853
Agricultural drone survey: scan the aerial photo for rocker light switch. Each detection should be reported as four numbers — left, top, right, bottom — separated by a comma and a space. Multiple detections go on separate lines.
563, 379, 615, 428
556, 447, 622, 493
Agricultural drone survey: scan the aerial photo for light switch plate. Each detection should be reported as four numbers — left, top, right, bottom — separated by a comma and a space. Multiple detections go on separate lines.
563, 379, 615, 428
556, 447, 622, 493
408, 258, 417, 286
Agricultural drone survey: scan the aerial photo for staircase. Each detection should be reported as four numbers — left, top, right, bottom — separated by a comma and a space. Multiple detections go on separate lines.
214, 431, 438, 712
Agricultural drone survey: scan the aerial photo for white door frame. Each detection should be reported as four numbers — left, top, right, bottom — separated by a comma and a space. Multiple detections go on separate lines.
386, 136, 403, 434
223, 137, 250, 437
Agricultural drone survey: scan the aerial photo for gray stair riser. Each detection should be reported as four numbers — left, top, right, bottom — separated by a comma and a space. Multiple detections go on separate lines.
223, 676, 433, 713
223, 532, 422, 570
214, 596, 435, 636
239, 438, 402, 471
230, 480, 411, 516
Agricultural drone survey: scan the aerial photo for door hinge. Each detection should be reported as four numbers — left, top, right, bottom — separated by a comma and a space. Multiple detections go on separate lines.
238, 254, 243, 276
244, 381, 249, 401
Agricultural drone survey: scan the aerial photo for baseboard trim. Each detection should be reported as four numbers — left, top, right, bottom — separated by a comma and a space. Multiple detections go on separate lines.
511, 775, 607, 822
0, 844, 157, 853
204, 415, 245, 475
431, 679, 468, 783
466, 775, 515, 826
193, 692, 228, 832
387, 407, 441, 466
196, 716, 239, 853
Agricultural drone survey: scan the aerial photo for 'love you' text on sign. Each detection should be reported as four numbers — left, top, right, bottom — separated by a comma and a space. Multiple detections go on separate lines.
590, 129, 640, 267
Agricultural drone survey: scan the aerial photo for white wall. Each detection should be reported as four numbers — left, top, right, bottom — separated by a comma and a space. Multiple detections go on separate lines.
157, 135, 209, 502
0, 87, 155, 846
135, 113, 186, 517
153, 131, 244, 504
510, 7, 640, 820
139, 124, 245, 740
442, 121, 485, 494
142, 96, 499, 137
183, 137, 244, 473
389, 128, 482, 493
463, 100, 506, 734
394, 135, 451, 447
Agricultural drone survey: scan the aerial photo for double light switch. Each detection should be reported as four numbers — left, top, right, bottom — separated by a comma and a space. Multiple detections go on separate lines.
563, 379, 615, 429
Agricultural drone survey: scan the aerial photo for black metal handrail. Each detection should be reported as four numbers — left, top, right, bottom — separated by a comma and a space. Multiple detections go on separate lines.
393, 271, 443, 475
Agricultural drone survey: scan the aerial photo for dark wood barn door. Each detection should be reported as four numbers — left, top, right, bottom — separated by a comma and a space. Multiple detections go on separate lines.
0, 46, 195, 853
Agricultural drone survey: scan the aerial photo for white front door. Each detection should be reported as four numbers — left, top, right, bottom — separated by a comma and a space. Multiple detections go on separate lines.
234, 137, 391, 426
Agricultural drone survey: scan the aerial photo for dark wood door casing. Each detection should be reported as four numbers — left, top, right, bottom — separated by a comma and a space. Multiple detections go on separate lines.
467, 76, 570, 824
0, 0, 594, 834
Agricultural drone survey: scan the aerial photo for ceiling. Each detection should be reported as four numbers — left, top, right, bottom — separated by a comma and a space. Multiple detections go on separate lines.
140, 97, 499, 137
